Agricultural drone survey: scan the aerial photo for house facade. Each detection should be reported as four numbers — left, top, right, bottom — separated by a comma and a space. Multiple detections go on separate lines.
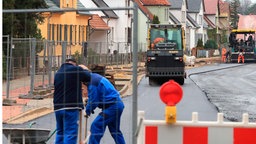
204, 0, 218, 30
38, 0, 92, 56
168, 0, 187, 28
141, 0, 170, 24
168, 0, 188, 51
81, 0, 132, 54
38, 0, 232, 60
37, 0, 92, 68
187, 0, 206, 50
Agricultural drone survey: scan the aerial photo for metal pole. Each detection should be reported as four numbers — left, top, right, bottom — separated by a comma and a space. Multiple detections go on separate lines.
3, 7, 134, 13
42, 40, 47, 86
62, 41, 67, 63
53, 42, 57, 75
9, 38, 13, 96
4, 35, 10, 99
30, 38, 36, 96
48, 41, 53, 87
132, 3, 138, 144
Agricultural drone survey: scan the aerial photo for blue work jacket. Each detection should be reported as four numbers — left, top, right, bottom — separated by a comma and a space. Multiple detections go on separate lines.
54, 63, 91, 111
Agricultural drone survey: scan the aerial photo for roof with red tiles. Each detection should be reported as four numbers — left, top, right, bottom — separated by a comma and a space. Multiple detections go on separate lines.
219, 0, 229, 17
140, 0, 170, 6
89, 14, 110, 30
238, 15, 256, 31
134, 0, 154, 21
204, 0, 218, 15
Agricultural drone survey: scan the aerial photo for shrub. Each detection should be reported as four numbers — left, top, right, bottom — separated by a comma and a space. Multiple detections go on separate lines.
152, 15, 160, 24
196, 38, 204, 49
204, 39, 218, 49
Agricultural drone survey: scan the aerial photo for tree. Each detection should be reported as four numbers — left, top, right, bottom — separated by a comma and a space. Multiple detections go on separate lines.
152, 15, 160, 24
3, 0, 48, 80
3, 0, 48, 54
229, 0, 240, 29
3, 0, 47, 39
245, 3, 256, 14
239, 0, 252, 14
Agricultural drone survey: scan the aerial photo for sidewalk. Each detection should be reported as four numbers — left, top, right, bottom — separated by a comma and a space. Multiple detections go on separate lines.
2, 74, 53, 123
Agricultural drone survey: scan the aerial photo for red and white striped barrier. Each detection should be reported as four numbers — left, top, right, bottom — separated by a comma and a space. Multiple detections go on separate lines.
137, 111, 256, 144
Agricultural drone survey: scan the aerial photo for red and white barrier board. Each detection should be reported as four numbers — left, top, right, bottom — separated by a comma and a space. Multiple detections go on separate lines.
137, 111, 256, 144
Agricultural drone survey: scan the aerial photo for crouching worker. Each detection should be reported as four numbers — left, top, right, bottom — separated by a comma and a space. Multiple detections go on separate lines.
80, 65, 126, 144
53, 58, 91, 144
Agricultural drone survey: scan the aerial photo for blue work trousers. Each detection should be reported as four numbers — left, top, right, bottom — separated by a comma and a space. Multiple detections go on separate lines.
89, 102, 126, 144
54, 109, 80, 144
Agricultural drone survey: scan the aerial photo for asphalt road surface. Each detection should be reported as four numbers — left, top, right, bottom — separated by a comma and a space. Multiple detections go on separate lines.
190, 63, 256, 122
3, 63, 256, 143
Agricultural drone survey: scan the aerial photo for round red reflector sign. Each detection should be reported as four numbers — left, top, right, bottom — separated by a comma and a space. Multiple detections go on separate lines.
159, 80, 183, 106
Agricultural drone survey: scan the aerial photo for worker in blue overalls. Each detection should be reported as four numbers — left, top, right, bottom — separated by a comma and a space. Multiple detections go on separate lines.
80, 65, 126, 144
53, 59, 91, 144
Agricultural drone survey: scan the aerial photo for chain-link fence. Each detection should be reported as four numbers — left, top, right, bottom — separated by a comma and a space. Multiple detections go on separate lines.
2, 38, 146, 98
2, 5, 142, 144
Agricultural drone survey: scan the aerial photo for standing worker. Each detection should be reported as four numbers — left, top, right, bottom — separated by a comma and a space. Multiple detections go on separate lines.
80, 65, 126, 144
238, 48, 245, 63
53, 58, 91, 144
221, 47, 227, 63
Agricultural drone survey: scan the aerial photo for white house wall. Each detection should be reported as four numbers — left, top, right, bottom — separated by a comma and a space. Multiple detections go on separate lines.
88, 31, 109, 53
81, 0, 132, 54
208, 15, 216, 26
103, 0, 131, 53
197, 2, 205, 43
172, 10, 181, 21
138, 9, 149, 52
189, 28, 196, 49
181, 0, 187, 27
147, 6, 169, 24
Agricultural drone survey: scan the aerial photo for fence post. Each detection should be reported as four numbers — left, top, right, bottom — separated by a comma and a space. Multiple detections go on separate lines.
29, 38, 36, 96
62, 41, 67, 64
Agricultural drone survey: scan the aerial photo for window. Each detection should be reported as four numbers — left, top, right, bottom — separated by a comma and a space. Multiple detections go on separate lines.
127, 27, 131, 43
57, 24, 59, 44
64, 24, 68, 41
74, 25, 77, 44
70, 25, 72, 45
52, 24, 55, 41
60, 25, 62, 43
48, 24, 52, 40
78, 25, 81, 44
79, 25, 85, 44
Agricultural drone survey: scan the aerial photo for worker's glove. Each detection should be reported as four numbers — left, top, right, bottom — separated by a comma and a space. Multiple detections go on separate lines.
84, 98, 88, 106
85, 109, 94, 117
83, 111, 89, 118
